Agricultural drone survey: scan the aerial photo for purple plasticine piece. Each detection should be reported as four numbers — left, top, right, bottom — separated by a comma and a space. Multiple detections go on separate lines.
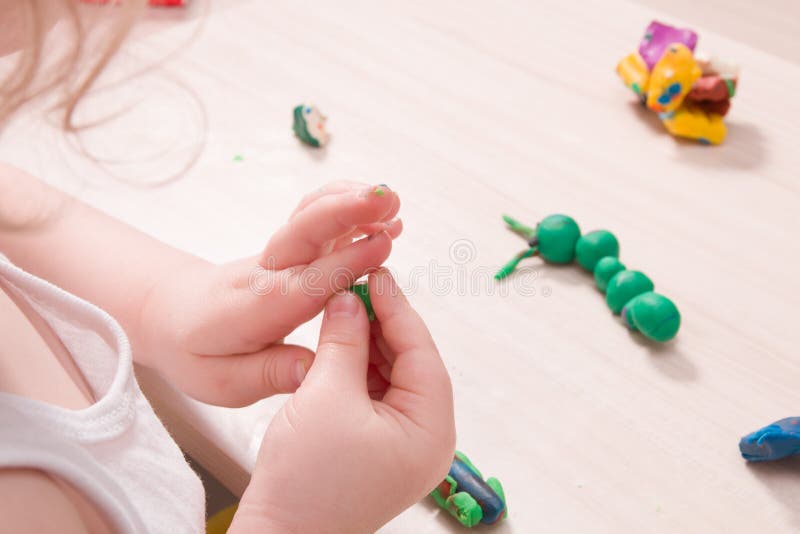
638, 21, 698, 70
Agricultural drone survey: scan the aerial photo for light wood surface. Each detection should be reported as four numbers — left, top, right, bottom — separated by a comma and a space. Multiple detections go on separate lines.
2, 0, 800, 532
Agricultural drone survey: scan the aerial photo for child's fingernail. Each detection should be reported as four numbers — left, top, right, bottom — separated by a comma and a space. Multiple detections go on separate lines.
367, 230, 387, 241
328, 292, 359, 317
294, 359, 309, 385
359, 184, 391, 198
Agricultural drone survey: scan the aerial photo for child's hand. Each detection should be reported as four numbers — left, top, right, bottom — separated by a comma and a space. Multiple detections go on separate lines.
231, 269, 456, 534
138, 182, 402, 406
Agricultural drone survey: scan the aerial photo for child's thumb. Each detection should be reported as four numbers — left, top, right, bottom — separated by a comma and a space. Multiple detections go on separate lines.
305, 291, 370, 395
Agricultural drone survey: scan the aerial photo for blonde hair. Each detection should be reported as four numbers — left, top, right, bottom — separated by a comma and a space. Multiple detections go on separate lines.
0, 0, 147, 131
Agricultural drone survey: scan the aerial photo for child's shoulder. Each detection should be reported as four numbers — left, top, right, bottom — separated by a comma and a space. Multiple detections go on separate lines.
0, 162, 63, 229
0, 468, 113, 532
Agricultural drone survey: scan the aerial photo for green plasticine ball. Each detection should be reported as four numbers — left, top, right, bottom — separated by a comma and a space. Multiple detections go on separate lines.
350, 283, 375, 321
536, 214, 581, 264
605, 270, 654, 314
594, 256, 626, 293
575, 230, 620, 272
622, 292, 681, 342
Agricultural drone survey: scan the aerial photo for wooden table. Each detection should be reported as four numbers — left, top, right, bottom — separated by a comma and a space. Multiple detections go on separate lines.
2, 0, 800, 531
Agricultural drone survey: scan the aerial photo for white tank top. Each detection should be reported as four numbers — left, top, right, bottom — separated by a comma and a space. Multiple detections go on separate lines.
0, 254, 205, 533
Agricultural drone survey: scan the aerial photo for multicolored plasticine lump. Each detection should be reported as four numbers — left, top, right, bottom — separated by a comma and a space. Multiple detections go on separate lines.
430, 451, 507, 528
616, 20, 739, 144
739, 417, 800, 462
293, 104, 329, 148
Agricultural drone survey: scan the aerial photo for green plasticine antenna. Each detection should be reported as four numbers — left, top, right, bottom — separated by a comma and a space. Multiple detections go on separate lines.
495, 247, 537, 280
502, 214, 536, 240
495, 213, 582, 279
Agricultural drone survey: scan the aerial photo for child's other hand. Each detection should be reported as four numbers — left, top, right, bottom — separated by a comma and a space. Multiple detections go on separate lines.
138, 182, 401, 406
231, 269, 456, 534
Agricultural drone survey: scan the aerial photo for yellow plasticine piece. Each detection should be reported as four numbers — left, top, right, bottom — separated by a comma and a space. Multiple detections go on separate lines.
661, 106, 727, 144
616, 51, 650, 96
207, 503, 238, 534
646, 43, 701, 114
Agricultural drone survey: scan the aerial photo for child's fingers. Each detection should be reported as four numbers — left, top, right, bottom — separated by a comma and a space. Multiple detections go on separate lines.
186, 233, 391, 356
367, 365, 390, 400
262, 186, 397, 270
369, 336, 393, 383
304, 292, 371, 396
333, 218, 403, 252
368, 269, 453, 428
291, 181, 400, 221
173, 344, 315, 407
290, 181, 366, 217
218, 232, 393, 349
359, 218, 403, 241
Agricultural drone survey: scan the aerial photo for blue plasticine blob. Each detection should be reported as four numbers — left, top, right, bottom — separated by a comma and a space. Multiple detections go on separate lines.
739, 417, 800, 461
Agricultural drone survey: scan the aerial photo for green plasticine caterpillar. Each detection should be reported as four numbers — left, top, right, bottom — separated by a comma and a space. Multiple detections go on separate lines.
496, 214, 680, 342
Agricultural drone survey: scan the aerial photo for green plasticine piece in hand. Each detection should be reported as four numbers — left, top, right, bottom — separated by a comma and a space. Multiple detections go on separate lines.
622, 292, 681, 342
350, 283, 375, 321
594, 256, 626, 292
605, 270, 654, 314
536, 214, 581, 263
575, 230, 620, 272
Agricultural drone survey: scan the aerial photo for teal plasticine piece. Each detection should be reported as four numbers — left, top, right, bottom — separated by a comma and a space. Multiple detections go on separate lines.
622, 291, 681, 342
594, 256, 626, 292
536, 214, 581, 264
605, 270, 654, 314
575, 230, 620, 272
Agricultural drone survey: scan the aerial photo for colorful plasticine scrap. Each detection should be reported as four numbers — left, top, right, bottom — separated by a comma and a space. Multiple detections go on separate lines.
685, 53, 739, 118
638, 20, 698, 71
616, 51, 650, 98
645, 44, 702, 115
430, 451, 507, 528
740, 417, 800, 462
293, 104, 329, 147
661, 105, 727, 145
